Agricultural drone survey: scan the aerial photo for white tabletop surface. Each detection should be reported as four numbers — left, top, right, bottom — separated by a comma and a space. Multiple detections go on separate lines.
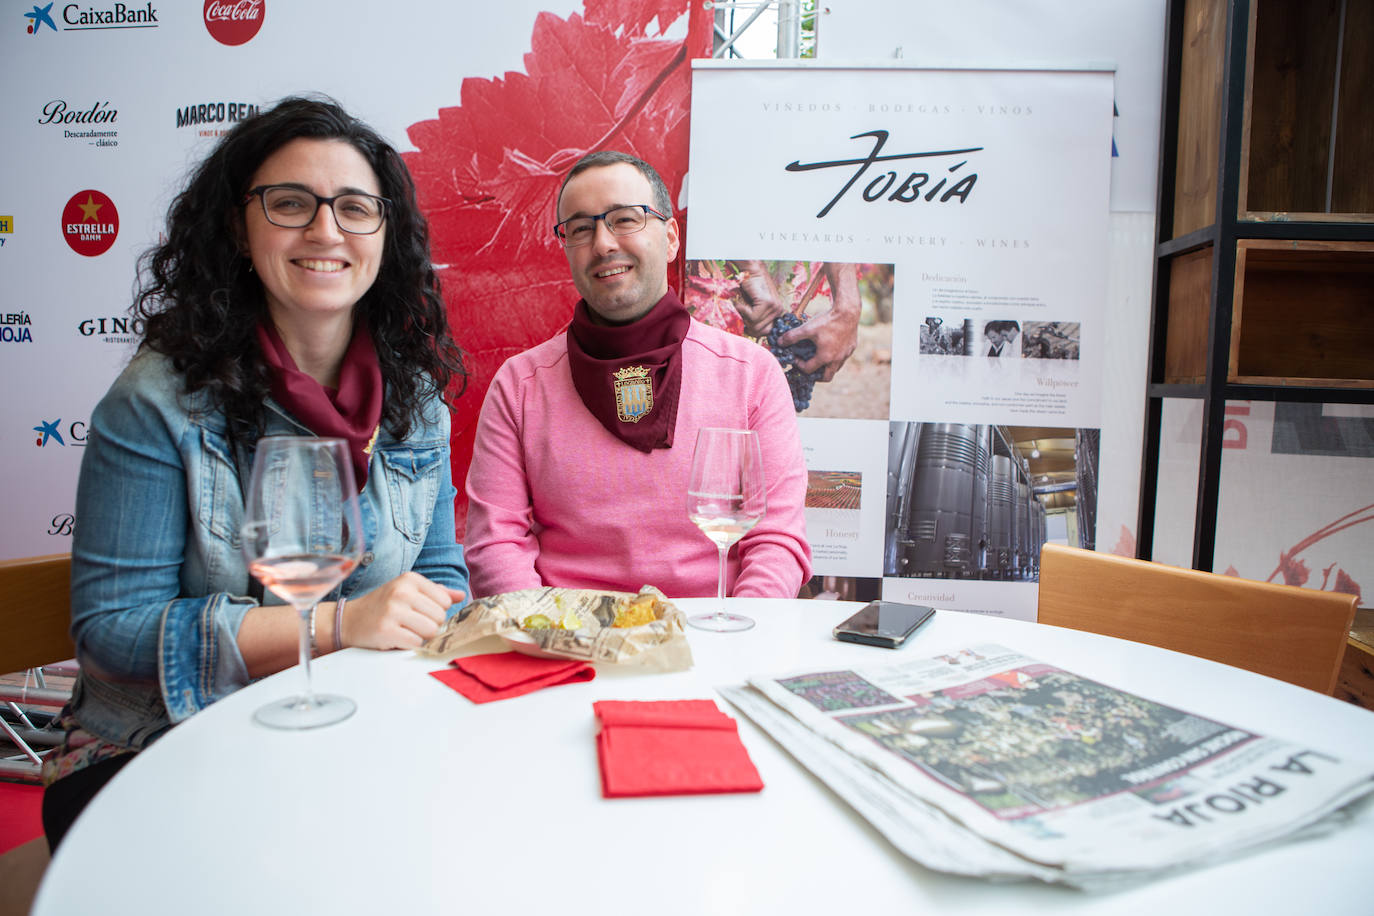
34, 598, 1374, 915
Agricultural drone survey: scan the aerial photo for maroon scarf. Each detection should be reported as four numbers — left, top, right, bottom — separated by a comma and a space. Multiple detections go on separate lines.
255, 321, 384, 488
566, 290, 690, 453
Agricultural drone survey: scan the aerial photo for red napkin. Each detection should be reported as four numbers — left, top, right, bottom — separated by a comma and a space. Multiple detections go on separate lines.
431, 651, 595, 704
593, 700, 765, 798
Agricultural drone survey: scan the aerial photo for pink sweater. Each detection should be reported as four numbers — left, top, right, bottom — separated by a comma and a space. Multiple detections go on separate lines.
465, 318, 811, 599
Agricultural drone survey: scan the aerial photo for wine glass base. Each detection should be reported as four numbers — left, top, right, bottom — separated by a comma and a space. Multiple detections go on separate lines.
687, 612, 756, 633
253, 693, 356, 730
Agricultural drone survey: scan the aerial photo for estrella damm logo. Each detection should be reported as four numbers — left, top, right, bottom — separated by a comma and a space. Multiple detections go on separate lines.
62, 189, 119, 256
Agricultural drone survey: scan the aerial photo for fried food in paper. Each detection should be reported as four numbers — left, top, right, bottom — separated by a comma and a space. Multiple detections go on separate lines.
419, 585, 693, 671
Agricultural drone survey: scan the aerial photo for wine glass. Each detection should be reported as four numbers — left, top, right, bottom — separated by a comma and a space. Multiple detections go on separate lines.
686, 428, 767, 632
241, 436, 364, 729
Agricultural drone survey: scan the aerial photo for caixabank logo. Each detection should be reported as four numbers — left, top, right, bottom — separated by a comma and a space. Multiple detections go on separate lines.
62, 189, 119, 256
33, 417, 87, 448
23, 4, 57, 34
25, 3, 159, 34
204, 0, 263, 45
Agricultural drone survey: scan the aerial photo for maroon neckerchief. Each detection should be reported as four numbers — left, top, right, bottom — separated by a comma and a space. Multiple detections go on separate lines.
565, 290, 690, 453
255, 320, 384, 488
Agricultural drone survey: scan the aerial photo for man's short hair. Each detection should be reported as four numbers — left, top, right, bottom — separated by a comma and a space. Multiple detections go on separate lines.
984, 320, 1020, 335
557, 150, 673, 218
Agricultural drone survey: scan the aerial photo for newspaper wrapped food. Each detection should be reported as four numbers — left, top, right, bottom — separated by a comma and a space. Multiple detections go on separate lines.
419, 585, 693, 671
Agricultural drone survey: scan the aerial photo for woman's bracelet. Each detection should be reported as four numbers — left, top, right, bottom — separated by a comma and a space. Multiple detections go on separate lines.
333, 596, 348, 653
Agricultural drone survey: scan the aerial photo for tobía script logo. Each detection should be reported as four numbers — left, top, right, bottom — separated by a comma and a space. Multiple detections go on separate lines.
62, 189, 119, 256
204, 0, 263, 45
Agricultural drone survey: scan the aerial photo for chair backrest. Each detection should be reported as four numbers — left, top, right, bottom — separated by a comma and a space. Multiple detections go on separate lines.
1036, 544, 1357, 695
0, 553, 74, 674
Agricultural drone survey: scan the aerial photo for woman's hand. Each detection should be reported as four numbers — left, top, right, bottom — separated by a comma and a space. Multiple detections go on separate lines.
332, 572, 465, 650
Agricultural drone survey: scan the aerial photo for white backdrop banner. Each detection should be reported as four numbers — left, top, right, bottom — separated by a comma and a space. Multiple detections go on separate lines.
686, 63, 1114, 618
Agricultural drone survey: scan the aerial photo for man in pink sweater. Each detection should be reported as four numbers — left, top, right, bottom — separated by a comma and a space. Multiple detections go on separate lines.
464, 151, 811, 600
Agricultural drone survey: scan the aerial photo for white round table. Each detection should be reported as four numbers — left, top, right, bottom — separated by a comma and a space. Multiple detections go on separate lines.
34, 598, 1374, 915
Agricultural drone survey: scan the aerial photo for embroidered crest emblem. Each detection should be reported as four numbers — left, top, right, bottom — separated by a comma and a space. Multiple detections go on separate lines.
613, 365, 653, 423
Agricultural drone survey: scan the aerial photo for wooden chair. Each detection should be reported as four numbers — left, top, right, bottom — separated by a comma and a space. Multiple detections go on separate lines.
1036, 544, 1357, 695
0, 554, 75, 782
0, 554, 74, 677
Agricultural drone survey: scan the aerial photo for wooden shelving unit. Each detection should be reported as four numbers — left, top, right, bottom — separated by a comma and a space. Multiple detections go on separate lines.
1138, 0, 1374, 572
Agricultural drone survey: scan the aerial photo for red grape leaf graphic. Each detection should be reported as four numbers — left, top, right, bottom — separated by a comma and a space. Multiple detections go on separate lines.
1332, 569, 1363, 604
404, 2, 706, 533
585, 0, 688, 34
1275, 552, 1311, 588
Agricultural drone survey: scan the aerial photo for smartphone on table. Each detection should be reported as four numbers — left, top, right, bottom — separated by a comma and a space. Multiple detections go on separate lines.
833, 601, 936, 649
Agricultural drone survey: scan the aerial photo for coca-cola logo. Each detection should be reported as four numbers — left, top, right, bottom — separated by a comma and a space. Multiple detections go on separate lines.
204, 0, 264, 46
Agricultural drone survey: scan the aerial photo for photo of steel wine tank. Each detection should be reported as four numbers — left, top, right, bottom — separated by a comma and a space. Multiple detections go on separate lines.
884, 422, 1100, 582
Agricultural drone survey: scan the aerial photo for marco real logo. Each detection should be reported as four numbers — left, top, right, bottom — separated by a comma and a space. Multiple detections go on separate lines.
62, 189, 119, 256
204, 0, 263, 45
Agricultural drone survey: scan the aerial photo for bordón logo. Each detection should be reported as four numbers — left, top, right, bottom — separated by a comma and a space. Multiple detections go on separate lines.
203, 0, 262, 45
39, 100, 118, 147
61, 189, 119, 257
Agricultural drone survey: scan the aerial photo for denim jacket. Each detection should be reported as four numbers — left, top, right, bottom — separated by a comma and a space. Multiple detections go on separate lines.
69, 349, 469, 749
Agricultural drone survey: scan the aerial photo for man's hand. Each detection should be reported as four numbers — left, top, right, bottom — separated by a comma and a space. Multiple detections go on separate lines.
777, 263, 861, 382
731, 260, 789, 337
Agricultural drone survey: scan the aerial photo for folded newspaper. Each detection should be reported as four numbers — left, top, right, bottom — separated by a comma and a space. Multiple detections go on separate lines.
419, 585, 693, 671
719, 644, 1374, 891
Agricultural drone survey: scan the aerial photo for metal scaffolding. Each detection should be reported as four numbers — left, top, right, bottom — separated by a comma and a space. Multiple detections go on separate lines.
707, 0, 809, 59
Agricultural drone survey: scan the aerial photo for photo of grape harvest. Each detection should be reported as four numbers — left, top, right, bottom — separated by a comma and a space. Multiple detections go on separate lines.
683, 260, 894, 419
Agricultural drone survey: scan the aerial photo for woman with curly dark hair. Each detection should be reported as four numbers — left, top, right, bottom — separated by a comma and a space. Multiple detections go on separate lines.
42, 97, 469, 849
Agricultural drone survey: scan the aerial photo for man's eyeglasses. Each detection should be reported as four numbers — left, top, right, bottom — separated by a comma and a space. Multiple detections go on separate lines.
553, 205, 668, 248
244, 185, 390, 235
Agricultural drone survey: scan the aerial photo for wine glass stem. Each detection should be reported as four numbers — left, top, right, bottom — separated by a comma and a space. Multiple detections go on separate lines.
716, 544, 728, 618
298, 605, 317, 705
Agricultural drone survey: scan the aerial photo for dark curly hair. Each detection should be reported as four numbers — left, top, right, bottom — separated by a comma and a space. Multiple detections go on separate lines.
134, 95, 464, 441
